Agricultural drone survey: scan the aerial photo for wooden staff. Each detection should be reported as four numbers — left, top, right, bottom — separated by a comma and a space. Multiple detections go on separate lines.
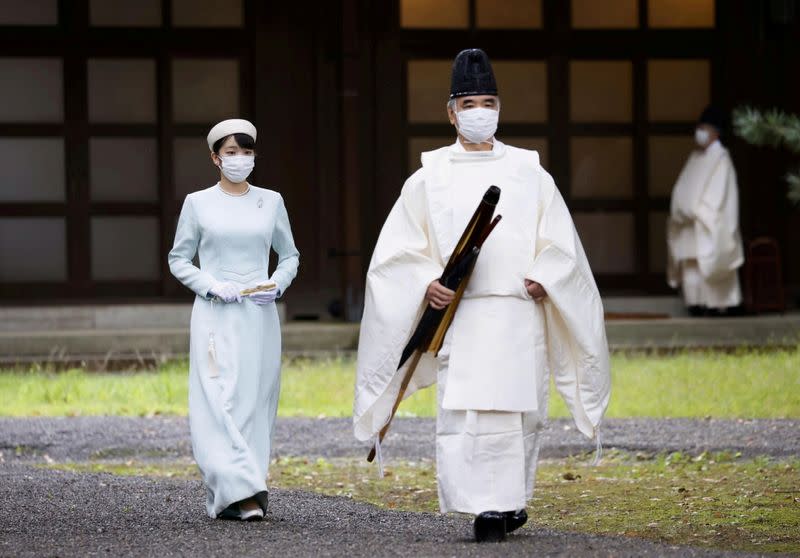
367, 186, 502, 462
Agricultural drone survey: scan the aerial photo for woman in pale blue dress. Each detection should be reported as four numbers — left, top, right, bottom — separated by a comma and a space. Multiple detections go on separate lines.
168, 119, 299, 521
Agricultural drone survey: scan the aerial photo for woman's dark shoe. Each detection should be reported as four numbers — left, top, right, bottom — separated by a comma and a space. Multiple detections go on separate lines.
253, 490, 269, 514
239, 498, 264, 521
474, 511, 506, 542
218, 504, 240, 520
505, 509, 528, 533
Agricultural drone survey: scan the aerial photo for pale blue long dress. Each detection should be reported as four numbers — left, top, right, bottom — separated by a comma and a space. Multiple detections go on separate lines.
168, 183, 299, 518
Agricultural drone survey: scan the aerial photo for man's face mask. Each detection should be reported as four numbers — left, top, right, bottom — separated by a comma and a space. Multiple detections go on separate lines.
694, 127, 711, 148
454, 106, 499, 144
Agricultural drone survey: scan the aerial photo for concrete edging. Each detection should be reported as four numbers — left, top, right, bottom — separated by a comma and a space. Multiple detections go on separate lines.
1, 315, 798, 365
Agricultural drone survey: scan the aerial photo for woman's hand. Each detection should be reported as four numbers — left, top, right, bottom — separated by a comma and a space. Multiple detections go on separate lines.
525, 279, 547, 302
426, 279, 455, 310
248, 289, 279, 305
209, 281, 242, 303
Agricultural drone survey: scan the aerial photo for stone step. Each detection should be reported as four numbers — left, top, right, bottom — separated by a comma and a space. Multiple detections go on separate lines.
0, 296, 688, 335
0, 303, 286, 332
0, 322, 359, 364
1, 315, 797, 366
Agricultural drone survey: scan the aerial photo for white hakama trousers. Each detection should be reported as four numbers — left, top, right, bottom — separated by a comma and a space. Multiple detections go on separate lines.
435, 342, 544, 515
680, 259, 742, 309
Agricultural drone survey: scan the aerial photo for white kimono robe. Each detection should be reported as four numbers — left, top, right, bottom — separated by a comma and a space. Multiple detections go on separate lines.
354, 140, 610, 514
667, 140, 743, 309
169, 183, 299, 518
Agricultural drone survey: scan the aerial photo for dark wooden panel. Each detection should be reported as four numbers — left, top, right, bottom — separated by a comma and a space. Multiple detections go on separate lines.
0, 0, 260, 302
251, 3, 335, 317
633, 40, 649, 276
394, 30, 716, 59
0, 281, 162, 300
88, 124, 158, 136
718, 0, 800, 299
157, 44, 177, 297
0, 125, 65, 136
63, 0, 91, 297
0, 204, 67, 217
88, 203, 161, 215
373, 11, 405, 236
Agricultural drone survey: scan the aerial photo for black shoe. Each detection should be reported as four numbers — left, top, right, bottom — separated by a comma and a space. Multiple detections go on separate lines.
707, 306, 742, 317
253, 490, 269, 514
688, 305, 706, 317
474, 511, 506, 542
505, 509, 528, 533
218, 504, 240, 520
218, 491, 268, 521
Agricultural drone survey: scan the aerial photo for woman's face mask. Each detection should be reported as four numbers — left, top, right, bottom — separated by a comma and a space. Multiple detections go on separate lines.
217, 154, 255, 183
454, 106, 499, 144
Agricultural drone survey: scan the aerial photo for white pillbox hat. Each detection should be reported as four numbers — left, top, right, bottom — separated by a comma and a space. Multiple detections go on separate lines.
206, 118, 257, 151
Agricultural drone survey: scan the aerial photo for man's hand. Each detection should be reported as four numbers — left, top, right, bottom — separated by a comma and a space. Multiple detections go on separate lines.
525, 279, 547, 302
426, 279, 456, 310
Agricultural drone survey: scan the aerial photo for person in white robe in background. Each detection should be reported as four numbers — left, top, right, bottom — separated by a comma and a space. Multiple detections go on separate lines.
169, 119, 299, 521
353, 49, 611, 543
667, 106, 744, 316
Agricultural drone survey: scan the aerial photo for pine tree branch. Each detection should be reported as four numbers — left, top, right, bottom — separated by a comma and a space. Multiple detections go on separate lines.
787, 170, 800, 205
733, 107, 800, 153
733, 106, 800, 205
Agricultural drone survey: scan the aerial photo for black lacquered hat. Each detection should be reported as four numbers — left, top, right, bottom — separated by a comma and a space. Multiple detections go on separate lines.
698, 105, 727, 133
449, 48, 497, 99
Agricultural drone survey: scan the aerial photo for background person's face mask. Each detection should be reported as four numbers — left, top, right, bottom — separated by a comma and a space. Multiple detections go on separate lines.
694, 127, 711, 148
218, 154, 255, 183
455, 107, 499, 144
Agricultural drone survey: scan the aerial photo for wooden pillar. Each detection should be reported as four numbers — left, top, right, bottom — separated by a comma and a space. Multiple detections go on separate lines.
339, 0, 365, 321
718, 0, 800, 302
252, 4, 330, 318
63, 0, 91, 298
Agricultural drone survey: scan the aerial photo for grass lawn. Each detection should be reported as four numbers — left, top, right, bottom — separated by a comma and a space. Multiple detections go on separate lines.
269, 451, 800, 554
2, 348, 798, 418
16, 348, 799, 553
44, 451, 800, 554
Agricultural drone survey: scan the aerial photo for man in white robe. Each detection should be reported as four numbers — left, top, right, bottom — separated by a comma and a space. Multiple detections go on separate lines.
353, 49, 611, 542
667, 106, 744, 316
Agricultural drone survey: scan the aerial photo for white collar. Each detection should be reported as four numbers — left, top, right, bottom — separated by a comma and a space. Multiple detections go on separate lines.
449, 138, 506, 161
216, 182, 251, 196
705, 139, 723, 156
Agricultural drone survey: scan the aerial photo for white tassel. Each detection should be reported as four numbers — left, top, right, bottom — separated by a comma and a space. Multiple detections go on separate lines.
591, 427, 603, 466
208, 332, 219, 378
374, 433, 384, 479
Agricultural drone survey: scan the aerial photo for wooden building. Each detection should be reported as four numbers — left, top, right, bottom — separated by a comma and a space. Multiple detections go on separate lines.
0, 0, 797, 319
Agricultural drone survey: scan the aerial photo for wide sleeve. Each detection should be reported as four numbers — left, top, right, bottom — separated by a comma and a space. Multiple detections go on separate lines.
367, 177, 441, 279
525, 168, 611, 439
168, 196, 216, 299
269, 194, 300, 296
694, 155, 744, 280
353, 173, 444, 441
669, 154, 697, 224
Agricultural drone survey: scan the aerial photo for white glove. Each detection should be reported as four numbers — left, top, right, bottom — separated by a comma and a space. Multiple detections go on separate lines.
248, 288, 280, 305
209, 281, 242, 303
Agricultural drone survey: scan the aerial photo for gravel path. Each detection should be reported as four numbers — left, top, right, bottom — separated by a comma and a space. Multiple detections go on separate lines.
0, 463, 761, 558
2, 416, 798, 463
1, 416, 795, 557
